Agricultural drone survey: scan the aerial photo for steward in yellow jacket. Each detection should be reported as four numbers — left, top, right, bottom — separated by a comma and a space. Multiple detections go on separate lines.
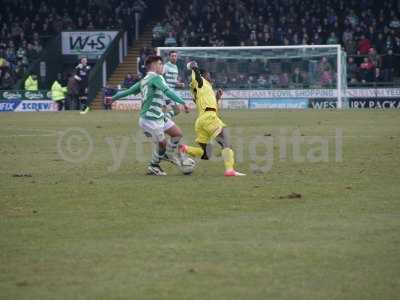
51, 80, 67, 111
24, 74, 38, 91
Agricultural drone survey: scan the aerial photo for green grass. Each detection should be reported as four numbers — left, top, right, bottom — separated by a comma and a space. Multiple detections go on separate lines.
0, 110, 399, 300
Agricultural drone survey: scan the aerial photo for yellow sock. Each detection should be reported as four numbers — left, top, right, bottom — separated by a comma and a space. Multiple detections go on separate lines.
186, 146, 204, 157
222, 148, 234, 171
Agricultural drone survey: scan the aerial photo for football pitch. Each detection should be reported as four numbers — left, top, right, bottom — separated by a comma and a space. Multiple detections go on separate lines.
0, 110, 399, 300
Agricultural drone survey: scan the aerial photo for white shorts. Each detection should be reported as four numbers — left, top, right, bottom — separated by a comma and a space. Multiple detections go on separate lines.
139, 117, 175, 142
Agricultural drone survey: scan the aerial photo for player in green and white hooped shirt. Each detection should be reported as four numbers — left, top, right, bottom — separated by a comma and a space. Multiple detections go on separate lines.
112, 55, 189, 176
163, 51, 187, 119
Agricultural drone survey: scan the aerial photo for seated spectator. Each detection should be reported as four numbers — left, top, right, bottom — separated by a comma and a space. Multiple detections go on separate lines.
14, 59, 27, 80
368, 48, 380, 67
218, 75, 229, 88
103, 85, 118, 110
327, 32, 339, 44
357, 34, 372, 55
5, 47, 17, 66
374, 68, 385, 83
16, 44, 28, 64
0, 71, 15, 90
317, 57, 332, 77
381, 49, 396, 82
279, 73, 290, 88
320, 67, 334, 87
152, 22, 165, 47
237, 73, 247, 88
164, 32, 177, 47
347, 57, 359, 83
257, 75, 268, 88
292, 67, 304, 86
0, 56, 9, 70
123, 73, 137, 88
26, 43, 39, 62
32, 41, 43, 56
247, 75, 256, 88
132, 0, 147, 14
228, 75, 238, 88
269, 73, 280, 87
360, 57, 375, 83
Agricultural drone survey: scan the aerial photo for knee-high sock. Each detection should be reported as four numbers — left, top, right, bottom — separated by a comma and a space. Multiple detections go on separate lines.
186, 146, 204, 157
167, 136, 181, 154
150, 145, 166, 166
222, 148, 234, 171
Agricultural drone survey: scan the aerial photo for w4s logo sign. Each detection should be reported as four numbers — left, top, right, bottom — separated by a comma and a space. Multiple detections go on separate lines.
70, 33, 110, 51
63, 31, 118, 55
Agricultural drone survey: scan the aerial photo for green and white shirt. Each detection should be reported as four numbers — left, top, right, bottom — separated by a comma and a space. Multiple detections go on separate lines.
163, 61, 179, 89
112, 72, 185, 120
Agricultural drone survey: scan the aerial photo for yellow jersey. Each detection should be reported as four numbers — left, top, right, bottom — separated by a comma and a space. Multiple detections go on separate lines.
189, 70, 218, 116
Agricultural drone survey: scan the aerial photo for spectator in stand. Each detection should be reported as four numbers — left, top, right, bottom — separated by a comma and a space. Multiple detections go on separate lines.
317, 57, 332, 77
357, 34, 372, 55
26, 43, 39, 62
292, 67, 304, 87
122, 73, 138, 88
247, 75, 256, 88
257, 75, 268, 88
320, 67, 334, 87
164, 32, 177, 47
152, 22, 165, 47
103, 85, 118, 110
0, 71, 15, 90
279, 73, 290, 88
327, 32, 339, 44
381, 49, 396, 82
32, 40, 43, 54
374, 67, 385, 83
14, 59, 27, 80
269, 73, 280, 87
374, 32, 386, 54
347, 57, 359, 84
360, 57, 375, 83
368, 48, 380, 67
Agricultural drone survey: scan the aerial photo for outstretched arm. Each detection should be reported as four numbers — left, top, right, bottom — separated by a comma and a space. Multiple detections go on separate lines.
188, 61, 203, 88
152, 76, 186, 105
112, 81, 141, 100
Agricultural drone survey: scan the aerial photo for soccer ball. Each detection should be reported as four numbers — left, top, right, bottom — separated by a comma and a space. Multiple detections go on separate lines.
181, 157, 196, 175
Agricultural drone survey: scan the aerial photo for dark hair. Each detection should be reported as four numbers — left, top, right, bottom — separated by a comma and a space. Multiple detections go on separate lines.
199, 68, 207, 76
169, 50, 177, 56
145, 55, 163, 68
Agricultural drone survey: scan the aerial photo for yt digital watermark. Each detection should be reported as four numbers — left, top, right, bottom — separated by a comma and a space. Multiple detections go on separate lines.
56, 127, 343, 173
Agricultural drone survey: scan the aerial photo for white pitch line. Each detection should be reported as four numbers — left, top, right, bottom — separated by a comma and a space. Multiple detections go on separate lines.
1, 128, 58, 133
0, 134, 57, 138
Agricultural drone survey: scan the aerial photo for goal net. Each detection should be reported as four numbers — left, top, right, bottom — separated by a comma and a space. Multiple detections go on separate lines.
157, 46, 347, 109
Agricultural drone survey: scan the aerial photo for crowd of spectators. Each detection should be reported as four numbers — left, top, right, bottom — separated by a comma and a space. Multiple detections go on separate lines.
153, 0, 400, 87
0, 0, 147, 90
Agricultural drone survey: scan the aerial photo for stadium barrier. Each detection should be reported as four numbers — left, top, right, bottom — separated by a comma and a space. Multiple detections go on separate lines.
0, 90, 56, 112
2, 87, 400, 112
111, 87, 400, 111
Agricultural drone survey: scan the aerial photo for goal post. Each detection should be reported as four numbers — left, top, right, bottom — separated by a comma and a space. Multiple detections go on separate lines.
157, 45, 348, 109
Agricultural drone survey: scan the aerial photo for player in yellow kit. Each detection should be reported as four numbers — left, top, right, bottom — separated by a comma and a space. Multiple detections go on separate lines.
179, 61, 245, 176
